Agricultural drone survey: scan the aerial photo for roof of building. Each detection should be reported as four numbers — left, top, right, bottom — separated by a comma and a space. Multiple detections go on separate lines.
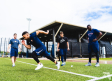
20, 21, 112, 41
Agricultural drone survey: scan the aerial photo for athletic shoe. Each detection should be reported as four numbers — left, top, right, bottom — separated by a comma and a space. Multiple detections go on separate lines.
95, 63, 100, 67
61, 62, 66, 66
35, 63, 43, 70
56, 62, 60, 70
12, 64, 15, 67
85, 62, 91, 66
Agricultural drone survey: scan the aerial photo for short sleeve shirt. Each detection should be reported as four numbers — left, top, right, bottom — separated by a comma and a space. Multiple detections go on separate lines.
58, 37, 68, 49
9, 39, 20, 49
86, 29, 100, 44
27, 32, 44, 48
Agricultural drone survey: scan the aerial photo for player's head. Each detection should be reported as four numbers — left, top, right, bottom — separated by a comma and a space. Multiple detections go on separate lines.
13, 33, 17, 39
87, 24, 92, 31
22, 31, 30, 40
60, 31, 64, 37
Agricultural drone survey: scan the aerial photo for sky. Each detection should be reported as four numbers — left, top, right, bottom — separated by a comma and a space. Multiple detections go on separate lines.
0, 0, 112, 39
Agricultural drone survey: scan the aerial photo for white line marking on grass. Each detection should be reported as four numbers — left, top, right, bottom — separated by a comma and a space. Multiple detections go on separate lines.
15, 60, 97, 79
7, 58, 112, 81
43, 67, 97, 79
87, 74, 112, 81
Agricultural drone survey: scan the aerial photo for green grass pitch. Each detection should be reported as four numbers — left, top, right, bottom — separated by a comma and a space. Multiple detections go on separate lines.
80, 58, 112, 61
0, 58, 112, 81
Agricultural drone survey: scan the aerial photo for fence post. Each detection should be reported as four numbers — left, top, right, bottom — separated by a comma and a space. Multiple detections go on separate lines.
79, 40, 82, 58
71, 42, 73, 58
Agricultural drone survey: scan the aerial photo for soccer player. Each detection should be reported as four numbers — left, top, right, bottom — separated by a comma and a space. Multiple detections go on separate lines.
85, 25, 102, 67
21, 30, 60, 70
7, 33, 21, 67
57, 31, 69, 66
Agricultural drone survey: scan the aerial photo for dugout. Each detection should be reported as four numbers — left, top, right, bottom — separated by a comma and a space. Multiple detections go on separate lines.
20, 21, 112, 58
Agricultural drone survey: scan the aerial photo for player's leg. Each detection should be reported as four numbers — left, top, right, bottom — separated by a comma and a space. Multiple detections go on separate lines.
60, 49, 63, 62
14, 49, 18, 65
10, 48, 15, 67
60, 49, 65, 66
58, 51, 60, 61
89, 52, 92, 63
32, 47, 46, 70
61, 55, 64, 63
32, 51, 43, 70
95, 52, 99, 62
44, 51, 60, 69
63, 48, 67, 64
32, 51, 40, 63
11, 56, 15, 66
85, 44, 92, 66
14, 57, 17, 63
46, 55, 58, 64
93, 44, 100, 67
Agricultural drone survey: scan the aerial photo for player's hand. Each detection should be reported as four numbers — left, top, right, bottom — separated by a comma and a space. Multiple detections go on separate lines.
46, 30, 49, 34
19, 49, 22, 52
93, 39, 97, 42
21, 40, 25, 45
67, 48, 70, 51
7, 50, 10, 53
57, 49, 60, 52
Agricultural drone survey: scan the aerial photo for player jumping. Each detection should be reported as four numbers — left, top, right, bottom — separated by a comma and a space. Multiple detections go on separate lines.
21, 30, 60, 70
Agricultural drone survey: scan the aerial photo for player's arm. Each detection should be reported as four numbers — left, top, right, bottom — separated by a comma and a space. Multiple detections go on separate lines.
18, 44, 22, 52
21, 40, 31, 49
57, 43, 60, 52
93, 32, 102, 42
86, 36, 89, 43
67, 42, 70, 51
18, 40, 22, 52
66, 38, 70, 50
86, 32, 89, 43
7, 44, 11, 53
96, 32, 102, 40
36, 30, 49, 35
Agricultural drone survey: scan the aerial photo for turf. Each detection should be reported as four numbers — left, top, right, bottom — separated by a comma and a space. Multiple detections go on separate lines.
79, 58, 112, 61
0, 58, 112, 81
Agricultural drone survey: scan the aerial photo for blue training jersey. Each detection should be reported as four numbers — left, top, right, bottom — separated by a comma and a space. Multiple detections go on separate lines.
86, 29, 100, 44
9, 39, 20, 49
27, 32, 44, 48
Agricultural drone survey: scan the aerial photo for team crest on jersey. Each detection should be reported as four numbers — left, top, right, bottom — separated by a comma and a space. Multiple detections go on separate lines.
60, 39, 65, 43
88, 33, 93, 37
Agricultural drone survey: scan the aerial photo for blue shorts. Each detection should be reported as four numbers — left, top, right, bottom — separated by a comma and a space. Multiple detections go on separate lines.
10, 48, 18, 57
88, 43, 99, 53
59, 48, 67, 56
34, 46, 50, 57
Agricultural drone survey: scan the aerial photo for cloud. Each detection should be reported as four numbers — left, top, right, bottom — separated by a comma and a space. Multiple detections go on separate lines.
0, 0, 112, 39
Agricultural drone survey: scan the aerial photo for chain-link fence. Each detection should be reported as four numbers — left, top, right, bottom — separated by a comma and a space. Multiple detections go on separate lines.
1, 38, 112, 58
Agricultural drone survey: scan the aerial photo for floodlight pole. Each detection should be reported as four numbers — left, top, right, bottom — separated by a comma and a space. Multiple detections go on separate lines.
0, 38, 2, 52
27, 18, 31, 33
26, 18, 31, 58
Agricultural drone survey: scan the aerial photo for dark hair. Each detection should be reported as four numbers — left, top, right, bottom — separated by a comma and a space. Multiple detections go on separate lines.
14, 33, 17, 35
22, 31, 28, 36
60, 31, 64, 34
87, 24, 91, 27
